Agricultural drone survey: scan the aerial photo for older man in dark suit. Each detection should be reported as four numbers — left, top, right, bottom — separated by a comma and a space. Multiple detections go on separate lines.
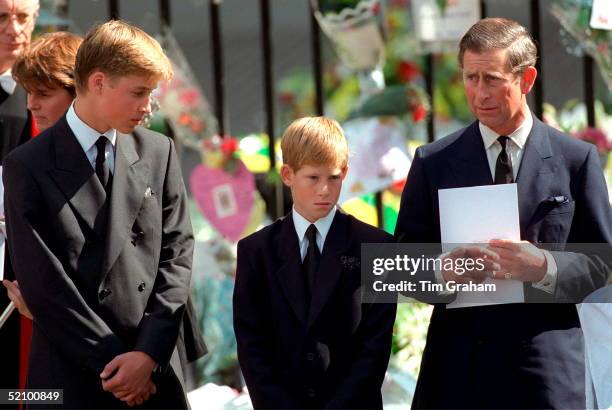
0, 0, 36, 391
0, 0, 36, 163
395, 18, 612, 409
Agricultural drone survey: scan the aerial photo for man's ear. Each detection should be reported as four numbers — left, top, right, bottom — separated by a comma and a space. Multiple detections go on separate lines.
280, 164, 294, 187
520, 66, 537, 95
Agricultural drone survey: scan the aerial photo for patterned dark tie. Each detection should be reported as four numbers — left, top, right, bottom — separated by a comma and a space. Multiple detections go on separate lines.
494, 136, 514, 184
95, 136, 110, 189
303, 224, 320, 298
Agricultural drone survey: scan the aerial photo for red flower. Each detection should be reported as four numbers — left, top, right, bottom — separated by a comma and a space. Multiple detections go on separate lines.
178, 112, 191, 126
190, 118, 204, 133
279, 92, 295, 106
397, 61, 420, 83
412, 104, 426, 122
179, 89, 200, 107
573, 127, 611, 154
372, 2, 380, 15
390, 179, 406, 194
220, 137, 239, 155
597, 41, 608, 56
390, 0, 409, 7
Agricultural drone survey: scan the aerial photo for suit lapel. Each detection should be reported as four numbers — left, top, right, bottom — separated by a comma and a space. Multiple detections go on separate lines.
275, 213, 309, 326
48, 117, 108, 238
515, 116, 553, 234
447, 122, 493, 188
306, 211, 351, 330
100, 131, 149, 280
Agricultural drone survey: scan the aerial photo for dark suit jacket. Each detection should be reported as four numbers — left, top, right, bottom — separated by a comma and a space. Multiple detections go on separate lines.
3, 116, 194, 409
0, 85, 31, 164
395, 116, 612, 409
0, 84, 31, 392
177, 295, 207, 369
233, 211, 397, 409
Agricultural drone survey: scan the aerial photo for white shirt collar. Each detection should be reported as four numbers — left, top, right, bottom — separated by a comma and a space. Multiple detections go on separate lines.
0, 70, 17, 95
66, 101, 117, 152
480, 108, 533, 150
292, 206, 337, 246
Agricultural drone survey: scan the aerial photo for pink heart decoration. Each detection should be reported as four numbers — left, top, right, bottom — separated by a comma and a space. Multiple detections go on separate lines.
190, 159, 255, 242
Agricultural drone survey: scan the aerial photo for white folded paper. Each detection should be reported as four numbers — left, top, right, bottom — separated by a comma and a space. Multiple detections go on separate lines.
439, 183, 524, 308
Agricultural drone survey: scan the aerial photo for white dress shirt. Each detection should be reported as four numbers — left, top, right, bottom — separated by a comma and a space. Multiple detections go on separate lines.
66, 102, 117, 174
292, 206, 337, 261
0, 69, 17, 95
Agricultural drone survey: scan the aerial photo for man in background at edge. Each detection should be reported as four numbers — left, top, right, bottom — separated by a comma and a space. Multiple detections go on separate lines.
0, 0, 37, 393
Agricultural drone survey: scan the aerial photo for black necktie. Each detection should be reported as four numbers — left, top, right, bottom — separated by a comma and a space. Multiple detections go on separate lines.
95, 136, 110, 189
494, 136, 514, 184
303, 224, 320, 298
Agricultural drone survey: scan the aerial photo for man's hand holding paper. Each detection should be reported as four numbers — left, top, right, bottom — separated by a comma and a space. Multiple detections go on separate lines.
487, 239, 548, 283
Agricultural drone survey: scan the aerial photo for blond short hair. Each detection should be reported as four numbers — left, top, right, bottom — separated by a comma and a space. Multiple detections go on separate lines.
75, 19, 172, 93
459, 17, 537, 75
12, 32, 82, 96
281, 116, 348, 171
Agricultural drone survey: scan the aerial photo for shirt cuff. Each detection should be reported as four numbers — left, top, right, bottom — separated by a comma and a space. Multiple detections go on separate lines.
531, 250, 558, 294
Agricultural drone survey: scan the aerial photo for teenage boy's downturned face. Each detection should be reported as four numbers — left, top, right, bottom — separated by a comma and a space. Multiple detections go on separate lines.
281, 163, 347, 223
97, 73, 156, 134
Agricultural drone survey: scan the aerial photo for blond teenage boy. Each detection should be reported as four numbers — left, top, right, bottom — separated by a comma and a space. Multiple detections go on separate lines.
7, 30, 207, 383
233, 117, 397, 409
3, 20, 193, 409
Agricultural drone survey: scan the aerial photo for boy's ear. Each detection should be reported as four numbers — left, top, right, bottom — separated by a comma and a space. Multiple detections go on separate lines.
280, 164, 294, 187
88, 71, 106, 95
340, 166, 349, 180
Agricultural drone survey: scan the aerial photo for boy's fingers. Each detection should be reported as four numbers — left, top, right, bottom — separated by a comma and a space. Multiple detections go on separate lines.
100, 356, 122, 379
102, 370, 127, 392
122, 390, 145, 405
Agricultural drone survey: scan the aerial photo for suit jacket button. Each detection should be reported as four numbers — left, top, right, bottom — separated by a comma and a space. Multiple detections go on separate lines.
138, 282, 146, 292
307, 388, 316, 398
306, 353, 315, 361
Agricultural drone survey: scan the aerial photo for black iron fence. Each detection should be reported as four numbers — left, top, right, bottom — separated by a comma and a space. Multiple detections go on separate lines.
79, 0, 602, 224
